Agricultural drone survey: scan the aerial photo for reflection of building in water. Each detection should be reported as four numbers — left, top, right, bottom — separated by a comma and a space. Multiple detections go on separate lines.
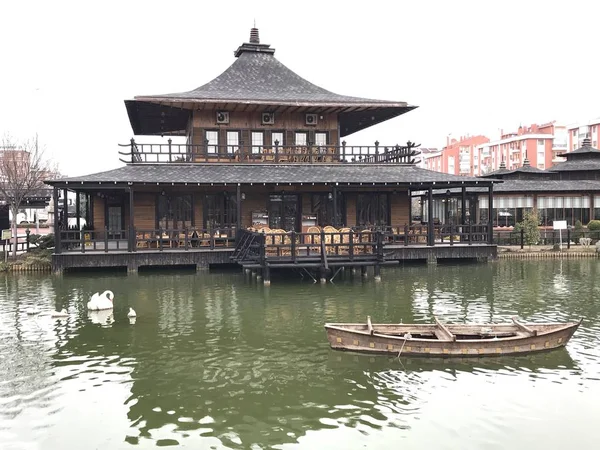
203, 283, 240, 333
157, 288, 195, 336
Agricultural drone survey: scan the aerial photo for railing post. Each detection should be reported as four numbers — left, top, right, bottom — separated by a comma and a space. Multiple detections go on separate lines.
377, 231, 384, 261
185, 227, 189, 251
168, 138, 172, 163
308, 140, 313, 164
274, 139, 279, 163
131, 227, 136, 252
520, 228, 524, 249
342, 140, 346, 162
567, 228, 571, 249
104, 227, 109, 253
130, 138, 135, 163
159, 228, 163, 251
79, 228, 85, 253
26, 228, 30, 252
291, 231, 296, 263
468, 223, 472, 245
210, 232, 215, 250
374, 140, 379, 162
349, 229, 354, 260
404, 224, 409, 246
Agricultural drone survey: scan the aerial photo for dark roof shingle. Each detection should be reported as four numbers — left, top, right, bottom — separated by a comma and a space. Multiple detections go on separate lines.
47, 164, 495, 187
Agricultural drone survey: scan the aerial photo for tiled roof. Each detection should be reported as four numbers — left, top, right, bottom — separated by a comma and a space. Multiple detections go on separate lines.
47, 164, 495, 187
550, 159, 600, 172
125, 31, 416, 137
441, 179, 600, 194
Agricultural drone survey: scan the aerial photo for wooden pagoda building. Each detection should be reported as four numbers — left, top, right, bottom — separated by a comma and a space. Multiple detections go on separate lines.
46, 28, 498, 279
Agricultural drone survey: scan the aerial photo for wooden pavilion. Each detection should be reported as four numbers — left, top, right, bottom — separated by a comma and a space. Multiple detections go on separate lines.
46, 28, 498, 279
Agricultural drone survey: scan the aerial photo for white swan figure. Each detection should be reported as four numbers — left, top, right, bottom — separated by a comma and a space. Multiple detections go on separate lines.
26, 306, 40, 315
127, 307, 136, 318
51, 308, 69, 318
87, 290, 115, 310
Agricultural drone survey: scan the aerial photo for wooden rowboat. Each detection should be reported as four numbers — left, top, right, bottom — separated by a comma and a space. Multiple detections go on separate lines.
324, 316, 582, 357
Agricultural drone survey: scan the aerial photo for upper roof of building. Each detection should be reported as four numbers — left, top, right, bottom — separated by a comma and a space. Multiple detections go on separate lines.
47, 163, 496, 188
125, 28, 416, 137
482, 157, 549, 180
553, 137, 600, 171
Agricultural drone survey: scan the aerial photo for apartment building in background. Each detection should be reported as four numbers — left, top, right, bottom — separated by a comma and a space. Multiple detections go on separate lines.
427, 122, 573, 176
417, 147, 441, 170
425, 135, 489, 176
567, 118, 600, 152
478, 122, 566, 174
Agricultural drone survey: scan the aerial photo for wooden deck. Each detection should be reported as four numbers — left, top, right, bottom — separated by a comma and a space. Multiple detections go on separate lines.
52, 227, 496, 278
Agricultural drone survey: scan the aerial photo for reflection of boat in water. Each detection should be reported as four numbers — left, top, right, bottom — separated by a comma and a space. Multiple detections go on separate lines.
325, 316, 582, 357
327, 344, 578, 373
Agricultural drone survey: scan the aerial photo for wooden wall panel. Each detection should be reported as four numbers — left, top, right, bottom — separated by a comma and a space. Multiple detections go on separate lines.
345, 193, 356, 227
241, 190, 268, 228
194, 194, 203, 228
133, 193, 156, 230
390, 192, 410, 226
191, 110, 338, 146
93, 197, 105, 230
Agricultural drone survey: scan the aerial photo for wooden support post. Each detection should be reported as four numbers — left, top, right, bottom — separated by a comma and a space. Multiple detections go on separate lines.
374, 264, 381, 282
53, 187, 61, 254
319, 266, 327, 284
129, 187, 134, 252
236, 184, 242, 233
427, 186, 434, 246
461, 187, 467, 225
408, 189, 412, 226
361, 265, 368, 278
332, 187, 338, 228
75, 191, 81, 231
488, 183, 494, 244
263, 265, 271, 286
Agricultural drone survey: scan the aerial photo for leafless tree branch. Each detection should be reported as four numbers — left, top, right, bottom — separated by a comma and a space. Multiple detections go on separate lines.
0, 133, 58, 256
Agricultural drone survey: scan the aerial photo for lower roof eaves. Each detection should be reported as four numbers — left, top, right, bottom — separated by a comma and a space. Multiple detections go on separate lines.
45, 164, 498, 188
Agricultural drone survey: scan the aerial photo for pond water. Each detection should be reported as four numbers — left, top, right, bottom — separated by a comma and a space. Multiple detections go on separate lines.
1, 261, 599, 449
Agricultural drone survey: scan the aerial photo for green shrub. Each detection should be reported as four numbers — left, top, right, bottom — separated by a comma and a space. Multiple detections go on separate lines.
514, 210, 540, 247
28, 233, 54, 250
587, 220, 600, 231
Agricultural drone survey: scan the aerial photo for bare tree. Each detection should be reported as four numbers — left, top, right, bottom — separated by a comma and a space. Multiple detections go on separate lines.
0, 134, 57, 256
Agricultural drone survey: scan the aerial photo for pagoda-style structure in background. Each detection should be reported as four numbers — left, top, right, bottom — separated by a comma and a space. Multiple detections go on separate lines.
46, 28, 497, 278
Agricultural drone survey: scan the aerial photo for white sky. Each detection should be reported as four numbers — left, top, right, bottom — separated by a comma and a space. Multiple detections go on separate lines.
1, 0, 599, 177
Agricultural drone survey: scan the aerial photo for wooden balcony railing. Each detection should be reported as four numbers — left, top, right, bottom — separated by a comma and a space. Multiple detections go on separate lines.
118, 139, 420, 165
56, 224, 491, 254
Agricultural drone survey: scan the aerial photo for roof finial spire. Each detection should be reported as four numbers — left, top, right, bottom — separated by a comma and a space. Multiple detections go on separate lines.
582, 134, 592, 148
522, 150, 530, 167
249, 25, 260, 44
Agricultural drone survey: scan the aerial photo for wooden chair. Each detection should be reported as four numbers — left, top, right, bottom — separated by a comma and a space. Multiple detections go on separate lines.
339, 227, 352, 255
136, 233, 149, 249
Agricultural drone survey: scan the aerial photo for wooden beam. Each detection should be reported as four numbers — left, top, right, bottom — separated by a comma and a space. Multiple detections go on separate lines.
434, 316, 456, 341
512, 317, 537, 336
367, 315, 373, 335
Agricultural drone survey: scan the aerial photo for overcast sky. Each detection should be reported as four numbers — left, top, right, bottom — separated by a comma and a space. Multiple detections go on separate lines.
1, 0, 599, 176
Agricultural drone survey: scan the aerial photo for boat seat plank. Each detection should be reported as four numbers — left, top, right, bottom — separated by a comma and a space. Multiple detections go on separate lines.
434, 316, 456, 341
512, 317, 537, 336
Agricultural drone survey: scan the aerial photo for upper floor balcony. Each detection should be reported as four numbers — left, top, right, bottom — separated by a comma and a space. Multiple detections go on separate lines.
118, 139, 421, 165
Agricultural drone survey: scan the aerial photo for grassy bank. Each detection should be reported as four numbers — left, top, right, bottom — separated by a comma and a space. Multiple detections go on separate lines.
0, 248, 53, 272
